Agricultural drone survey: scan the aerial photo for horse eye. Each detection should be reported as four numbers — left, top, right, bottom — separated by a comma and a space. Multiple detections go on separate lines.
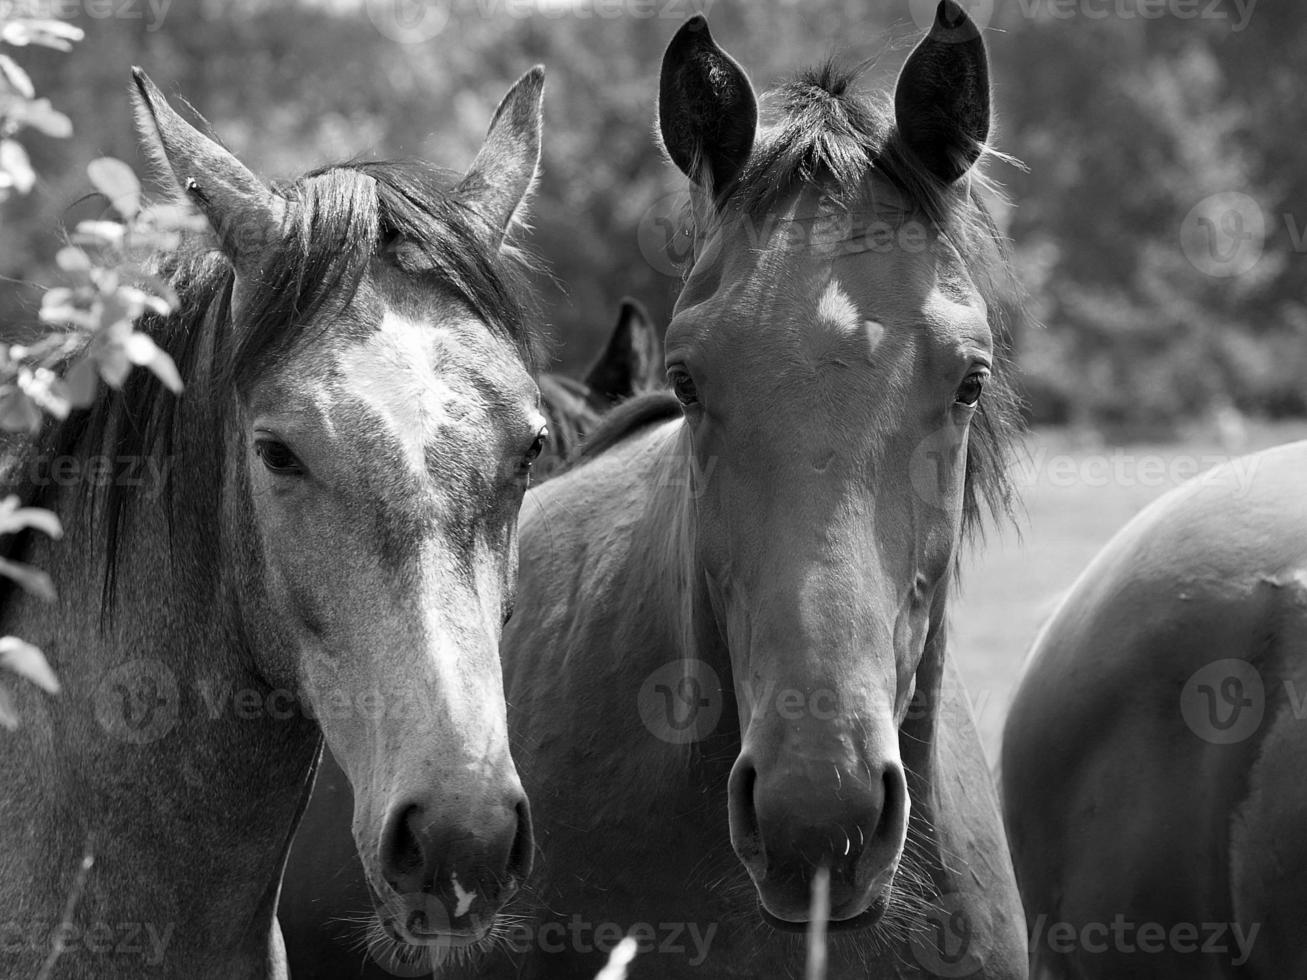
523, 427, 549, 466
669, 369, 698, 407
955, 370, 989, 407
254, 439, 304, 475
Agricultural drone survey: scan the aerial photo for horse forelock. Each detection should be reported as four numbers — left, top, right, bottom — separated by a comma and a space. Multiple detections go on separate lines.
1, 158, 540, 622
673, 58, 1024, 547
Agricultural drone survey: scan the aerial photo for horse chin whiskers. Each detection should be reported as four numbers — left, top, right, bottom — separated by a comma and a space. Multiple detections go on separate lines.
338, 902, 523, 974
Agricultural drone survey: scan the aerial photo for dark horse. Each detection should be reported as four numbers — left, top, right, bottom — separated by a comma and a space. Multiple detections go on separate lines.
477, 4, 1026, 977
0, 67, 547, 978
1002, 441, 1307, 977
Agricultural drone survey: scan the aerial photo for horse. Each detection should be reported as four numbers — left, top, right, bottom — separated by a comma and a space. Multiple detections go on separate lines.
0, 65, 547, 979
469, 4, 1028, 976
279, 297, 660, 977
1001, 440, 1307, 978
535, 297, 663, 478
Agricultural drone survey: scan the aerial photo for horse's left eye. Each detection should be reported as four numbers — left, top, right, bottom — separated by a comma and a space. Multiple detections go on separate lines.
523, 427, 549, 467
255, 439, 304, 475
955, 370, 989, 407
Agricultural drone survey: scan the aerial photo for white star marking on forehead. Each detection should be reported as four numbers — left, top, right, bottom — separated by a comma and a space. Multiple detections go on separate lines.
335, 309, 455, 477
816, 280, 860, 337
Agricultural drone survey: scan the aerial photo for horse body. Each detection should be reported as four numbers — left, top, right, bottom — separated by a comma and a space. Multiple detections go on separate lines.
470, 412, 1026, 978
0, 68, 547, 977
1001, 440, 1307, 979
471, 5, 1029, 974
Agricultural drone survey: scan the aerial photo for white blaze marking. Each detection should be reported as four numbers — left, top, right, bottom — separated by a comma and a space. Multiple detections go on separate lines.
451, 872, 477, 918
336, 310, 453, 477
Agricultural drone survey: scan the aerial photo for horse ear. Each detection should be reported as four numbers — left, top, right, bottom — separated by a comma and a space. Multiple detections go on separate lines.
893, 0, 990, 184
658, 16, 757, 194
131, 68, 288, 275
583, 297, 662, 406
457, 66, 545, 250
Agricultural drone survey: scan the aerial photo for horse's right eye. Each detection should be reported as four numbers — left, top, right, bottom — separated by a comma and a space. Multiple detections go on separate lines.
668, 368, 698, 407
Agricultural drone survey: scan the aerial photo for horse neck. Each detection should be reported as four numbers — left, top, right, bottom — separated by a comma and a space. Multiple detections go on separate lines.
0, 358, 320, 973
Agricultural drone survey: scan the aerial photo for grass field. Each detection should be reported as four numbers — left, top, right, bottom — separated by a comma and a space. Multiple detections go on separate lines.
951, 420, 1307, 759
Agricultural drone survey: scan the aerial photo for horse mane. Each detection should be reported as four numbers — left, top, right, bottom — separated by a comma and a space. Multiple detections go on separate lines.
575, 391, 682, 463
692, 59, 1025, 541
0, 159, 538, 618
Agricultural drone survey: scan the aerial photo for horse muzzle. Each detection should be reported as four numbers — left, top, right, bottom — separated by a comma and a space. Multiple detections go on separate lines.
727, 747, 909, 927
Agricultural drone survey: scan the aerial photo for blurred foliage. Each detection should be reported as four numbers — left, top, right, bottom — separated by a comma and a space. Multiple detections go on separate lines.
0, 9, 194, 727
0, 0, 1303, 435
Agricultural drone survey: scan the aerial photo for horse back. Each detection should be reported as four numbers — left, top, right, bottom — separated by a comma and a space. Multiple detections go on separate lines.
1002, 441, 1307, 978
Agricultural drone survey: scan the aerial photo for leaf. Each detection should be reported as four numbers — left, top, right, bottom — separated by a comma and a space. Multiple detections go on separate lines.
0, 556, 55, 602
92, 341, 131, 389
0, 636, 58, 694
88, 158, 140, 220
124, 332, 183, 394
63, 356, 98, 408
54, 246, 90, 273
0, 139, 34, 195
9, 97, 72, 138
0, 389, 42, 434
72, 220, 124, 249
1, 19, 85, 51
0, 497, 63, 541
0, 54, 34, 99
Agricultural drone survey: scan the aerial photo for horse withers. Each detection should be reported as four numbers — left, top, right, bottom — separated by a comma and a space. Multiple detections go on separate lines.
0, 68, 546, 978
1002, 440, 1307, 978
461, 4, 1028, 976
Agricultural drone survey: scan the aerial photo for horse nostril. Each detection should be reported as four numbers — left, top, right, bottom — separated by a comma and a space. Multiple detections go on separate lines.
727, 756, 763, 868
875, 766, 903, 842
381, 803, 428, 892
506, 797, 534, 882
